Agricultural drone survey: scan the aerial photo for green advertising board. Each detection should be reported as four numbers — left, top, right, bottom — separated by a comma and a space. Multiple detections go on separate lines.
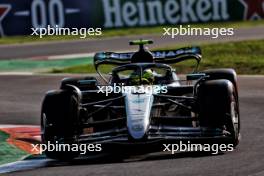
99, 0, 261, 28
1, 0, 263, 36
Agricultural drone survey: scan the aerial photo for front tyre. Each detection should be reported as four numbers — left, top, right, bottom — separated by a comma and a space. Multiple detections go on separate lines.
197, 79, 240, 147
41, 90, 80, 160
227, 93, 240, 146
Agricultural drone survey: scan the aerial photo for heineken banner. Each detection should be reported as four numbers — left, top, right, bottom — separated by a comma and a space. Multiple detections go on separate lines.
0, 0, 263, 36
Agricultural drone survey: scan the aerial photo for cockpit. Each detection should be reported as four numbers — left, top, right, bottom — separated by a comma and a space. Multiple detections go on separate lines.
111, 63, 178, 86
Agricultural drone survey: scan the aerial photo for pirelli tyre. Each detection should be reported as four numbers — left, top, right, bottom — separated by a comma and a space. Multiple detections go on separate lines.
197, 79, 240, 147
41, 90, 80, 160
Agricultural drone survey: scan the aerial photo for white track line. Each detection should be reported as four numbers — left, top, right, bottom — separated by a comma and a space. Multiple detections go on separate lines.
0, 124, 39, 128
0, 158, 50, 174
47, 52, 94, 60
0, 72, 34, 75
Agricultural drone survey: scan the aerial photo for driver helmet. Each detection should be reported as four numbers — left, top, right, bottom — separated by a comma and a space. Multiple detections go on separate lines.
130, 69, 155, 85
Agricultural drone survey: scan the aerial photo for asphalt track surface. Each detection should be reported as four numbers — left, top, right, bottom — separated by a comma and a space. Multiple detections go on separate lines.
0, 75, 264, 176
0, 26, 264, 60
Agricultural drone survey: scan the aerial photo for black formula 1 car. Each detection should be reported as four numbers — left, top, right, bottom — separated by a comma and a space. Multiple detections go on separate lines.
41, 40, 240, 160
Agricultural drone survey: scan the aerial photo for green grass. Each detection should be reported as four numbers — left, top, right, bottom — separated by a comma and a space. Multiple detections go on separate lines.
1, 20, 264, 45
51, 39, 264, 75
52, 64, 113, 74
0, 57, 92, 72
0, 131, 28, 165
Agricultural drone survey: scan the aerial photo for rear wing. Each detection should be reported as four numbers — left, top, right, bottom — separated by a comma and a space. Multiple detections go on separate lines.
94, 46, 202, 70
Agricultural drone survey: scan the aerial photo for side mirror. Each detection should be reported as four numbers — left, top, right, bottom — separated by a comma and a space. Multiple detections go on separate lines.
186, 73, 206, 80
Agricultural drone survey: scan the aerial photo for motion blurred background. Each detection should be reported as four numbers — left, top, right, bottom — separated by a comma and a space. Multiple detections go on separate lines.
0, 0, 263, 74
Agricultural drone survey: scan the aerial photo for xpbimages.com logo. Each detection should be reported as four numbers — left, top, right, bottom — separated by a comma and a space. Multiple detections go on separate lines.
31, 25, 102, 38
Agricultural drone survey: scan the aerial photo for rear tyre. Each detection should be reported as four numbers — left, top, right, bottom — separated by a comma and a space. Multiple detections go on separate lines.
60, 77, 97, 90
203, 69, 239, 103
41, 90, 80, 160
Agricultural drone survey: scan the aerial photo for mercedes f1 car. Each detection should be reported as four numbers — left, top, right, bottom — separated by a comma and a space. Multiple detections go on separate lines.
41, 40, 240, 160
